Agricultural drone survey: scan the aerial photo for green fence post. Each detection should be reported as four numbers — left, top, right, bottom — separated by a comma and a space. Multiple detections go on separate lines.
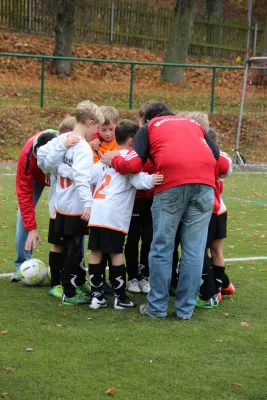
40, 58, 46, 108
210, 67, 216, 113
129, 63, 135, 110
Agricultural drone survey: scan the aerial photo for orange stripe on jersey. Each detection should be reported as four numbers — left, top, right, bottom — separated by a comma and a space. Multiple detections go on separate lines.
55, 207, 83, 217
89, 224, 127, 235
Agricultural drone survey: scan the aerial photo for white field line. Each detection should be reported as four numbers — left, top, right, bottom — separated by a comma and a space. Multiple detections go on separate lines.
1, 256, 267, 279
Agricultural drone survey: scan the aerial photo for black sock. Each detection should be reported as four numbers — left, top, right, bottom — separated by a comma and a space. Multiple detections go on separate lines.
199, 253, 217, 300
89, 263, 105, 298
213, 264, 225, 292
222, 271, 230, 288
111, 264, 126, 299
49, 251, 62, 288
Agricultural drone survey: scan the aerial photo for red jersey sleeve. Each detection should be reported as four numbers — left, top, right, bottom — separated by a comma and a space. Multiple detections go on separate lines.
111, 124, 149, 175
16, 151, 37, 231
217, 151, 232, 179
91, 132, 101, 141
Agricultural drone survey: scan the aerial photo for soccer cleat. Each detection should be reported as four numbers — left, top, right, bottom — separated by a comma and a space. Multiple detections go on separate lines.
212, 294, 220, 307
49, 285, 62, 298
114, 296, 136, 310
89, 296, 107, 310
221, 282, 235, 296
77, 281, 91, 295
62, 291, 90, 306
127, 278, 141, 293
139, 278, 150, 294
11, 272, 21, 283
103, 281, 114, 296
195, 296, 214, 309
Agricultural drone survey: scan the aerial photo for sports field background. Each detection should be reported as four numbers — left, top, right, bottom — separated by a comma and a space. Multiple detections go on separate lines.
1, 167, 267, 400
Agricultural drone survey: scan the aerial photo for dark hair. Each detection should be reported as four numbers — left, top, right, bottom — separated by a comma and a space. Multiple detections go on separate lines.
142, 101, 172, 122
33, 132, 57, 155
139, 100, 157, 119
115, 119, 139, 145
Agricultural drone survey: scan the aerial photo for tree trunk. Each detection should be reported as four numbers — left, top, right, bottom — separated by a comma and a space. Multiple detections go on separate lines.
53, 0, 76, 75
263, 14, 267, 56
161, 0, 196, 85
206, 0, 223, 56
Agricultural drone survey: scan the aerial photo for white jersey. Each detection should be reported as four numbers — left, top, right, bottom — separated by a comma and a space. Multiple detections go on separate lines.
89, 149, 155, 234
37, 133, 69, 219
37, 133, 94, 216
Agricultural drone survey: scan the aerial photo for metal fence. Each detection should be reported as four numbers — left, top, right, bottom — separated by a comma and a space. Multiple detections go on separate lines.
0, 52, 245, 111
0, 0, 264, 58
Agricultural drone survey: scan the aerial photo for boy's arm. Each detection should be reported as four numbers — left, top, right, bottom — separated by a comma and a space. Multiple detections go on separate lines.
217, 151, 232, 179
72, 143, 94, 209
102, 125, 150, 175
37, 136, 67, 173
130, 172, 155, 190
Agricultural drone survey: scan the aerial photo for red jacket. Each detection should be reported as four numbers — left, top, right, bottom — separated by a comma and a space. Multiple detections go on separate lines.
16, 133, 49, 231
112, 115, 220, 193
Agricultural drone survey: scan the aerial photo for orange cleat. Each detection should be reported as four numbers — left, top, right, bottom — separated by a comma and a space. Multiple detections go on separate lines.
221, 282, 235, 295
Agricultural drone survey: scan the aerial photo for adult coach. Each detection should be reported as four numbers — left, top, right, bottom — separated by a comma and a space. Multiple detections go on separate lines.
101, 102, 228, 320
12, 129, 58, 282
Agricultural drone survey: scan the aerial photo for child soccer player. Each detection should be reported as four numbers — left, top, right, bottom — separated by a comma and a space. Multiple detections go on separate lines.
90, 105, 120, 294
38, 101, 104, 305
196, 127, 233, 309
207, 128, 235, 297
37, 115, 77, 298
88, 119, 164, 310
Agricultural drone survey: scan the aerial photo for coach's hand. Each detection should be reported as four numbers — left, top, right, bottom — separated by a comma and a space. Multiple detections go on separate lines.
81, 207, 91, 222
25, 229, 42, 251
101, 150, 120, 166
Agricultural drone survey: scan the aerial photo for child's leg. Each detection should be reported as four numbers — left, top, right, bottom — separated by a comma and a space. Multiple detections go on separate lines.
139, 199, 153, 280
199, 251, 217, 301
76, 236, 87, 286
49, 244, 64, 288
111, 253, 136, 309
211, 238, 230, 291
125, 200, 142, 282
62, 235, 83, 298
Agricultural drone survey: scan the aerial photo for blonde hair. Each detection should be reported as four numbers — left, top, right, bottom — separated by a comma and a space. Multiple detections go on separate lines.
76, 100, 105, 125
208, 127, 219, 145
176, 111, 209, 132
58, 115, 76, 134
99, 106, 119, 125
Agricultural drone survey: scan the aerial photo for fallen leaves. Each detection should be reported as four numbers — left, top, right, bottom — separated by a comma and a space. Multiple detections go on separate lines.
1, 393, 8, 398
55, 324, 62, 327
25, 348, 33, 352
232, 383, 242, 388
87, 317, 93, 321
0, 331, 8, 335
215, 340, 223, 343
3, 367, 14, 371
105, 388, 115, 396
240, 322, 249, 327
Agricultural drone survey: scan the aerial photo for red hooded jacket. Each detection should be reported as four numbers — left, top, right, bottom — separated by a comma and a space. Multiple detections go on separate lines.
16, 132, 49, 231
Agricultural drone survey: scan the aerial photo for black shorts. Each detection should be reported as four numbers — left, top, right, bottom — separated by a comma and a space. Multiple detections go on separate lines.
88, 227, 126, 254
55, 212, 89, 237
207, 212, 227, 247
48, 218, 65, 245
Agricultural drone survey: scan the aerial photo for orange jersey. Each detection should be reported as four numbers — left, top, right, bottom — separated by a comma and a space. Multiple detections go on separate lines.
90, 137, 119, 164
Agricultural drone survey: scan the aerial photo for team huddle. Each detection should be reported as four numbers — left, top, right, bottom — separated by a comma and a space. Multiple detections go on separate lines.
13, 100, 235, 319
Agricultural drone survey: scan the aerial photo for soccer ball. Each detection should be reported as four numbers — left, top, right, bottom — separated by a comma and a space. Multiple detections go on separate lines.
19, 259, 48, 286
47, 265, 51, 282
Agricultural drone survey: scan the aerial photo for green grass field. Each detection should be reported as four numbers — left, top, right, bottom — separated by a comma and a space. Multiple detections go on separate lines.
1, 167, 267, 400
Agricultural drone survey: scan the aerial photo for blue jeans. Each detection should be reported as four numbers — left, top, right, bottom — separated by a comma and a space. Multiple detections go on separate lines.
147, 184, 214, 319
14, 182, 45, 272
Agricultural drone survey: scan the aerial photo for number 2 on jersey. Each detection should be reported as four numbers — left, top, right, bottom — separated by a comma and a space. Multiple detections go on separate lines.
94, 174, 112, 199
